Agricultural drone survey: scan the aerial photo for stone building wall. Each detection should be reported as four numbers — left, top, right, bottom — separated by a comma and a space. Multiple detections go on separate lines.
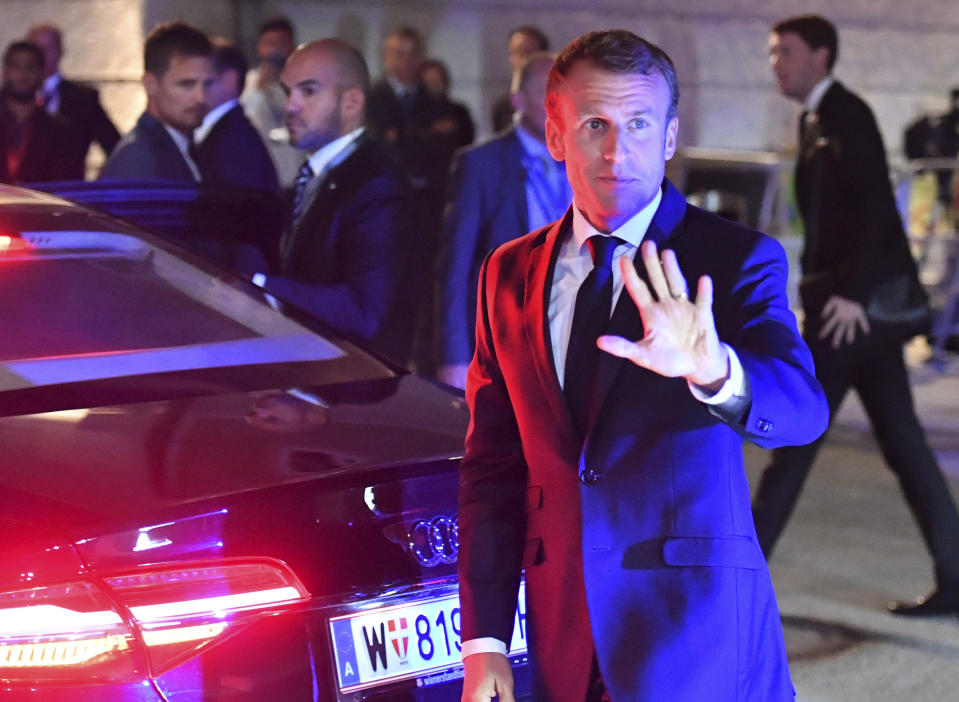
0, 0, 957, 160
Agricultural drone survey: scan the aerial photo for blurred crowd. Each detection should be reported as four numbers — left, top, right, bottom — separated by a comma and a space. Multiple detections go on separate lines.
0, 18, 562, 380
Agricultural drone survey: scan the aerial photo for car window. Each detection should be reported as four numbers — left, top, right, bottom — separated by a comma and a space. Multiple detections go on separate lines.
0, 229, 391, 391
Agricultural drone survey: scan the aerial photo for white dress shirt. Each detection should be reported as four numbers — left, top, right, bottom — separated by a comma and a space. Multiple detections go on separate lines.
194, 98, 238, 145
804, 75, 834, 114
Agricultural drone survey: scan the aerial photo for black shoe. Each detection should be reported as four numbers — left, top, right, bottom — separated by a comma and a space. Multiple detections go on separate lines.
888, 587, 959, 617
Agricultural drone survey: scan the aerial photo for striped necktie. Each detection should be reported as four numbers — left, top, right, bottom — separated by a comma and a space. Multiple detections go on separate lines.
291, 160, 315, 227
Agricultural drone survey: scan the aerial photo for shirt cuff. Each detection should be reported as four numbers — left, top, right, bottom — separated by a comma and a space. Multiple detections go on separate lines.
461, 637, 508, 661
688, 343, 744, 405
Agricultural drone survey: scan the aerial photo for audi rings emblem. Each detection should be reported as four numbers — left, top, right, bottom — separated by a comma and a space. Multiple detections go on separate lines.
408, 516, 459, 567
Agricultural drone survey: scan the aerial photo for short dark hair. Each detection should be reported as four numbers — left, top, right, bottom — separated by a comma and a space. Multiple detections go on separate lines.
385, 26, 424, 54
259, 16, 294, 40
772, 15, 839, 71
546, 30, 679, 122
4, 40, 44, 68
211, 38, 248, 92
509, 26, 549, 51
144, 21, 213, 77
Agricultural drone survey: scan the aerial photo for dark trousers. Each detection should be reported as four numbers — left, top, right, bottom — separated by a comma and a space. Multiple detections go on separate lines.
752, 336, 959, 587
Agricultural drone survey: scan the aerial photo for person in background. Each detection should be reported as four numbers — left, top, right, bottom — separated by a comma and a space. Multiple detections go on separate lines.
241, 16, 302, 188
195, 37, 278, 194
436, 52, 569, 389
100, 21, 213, 181
254, 38, 417, 367
754, 13, 959, 617
490, 25, 549, 133
0, 40, 80, 183
366, 26, 463, 375
419, 58, 474, 150
457, 29, 827, 702
26, 23, 120, 177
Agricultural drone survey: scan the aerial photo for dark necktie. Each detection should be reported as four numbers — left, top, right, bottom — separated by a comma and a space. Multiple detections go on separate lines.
564, 234, 623, 436
798, 109, 809, 144
291, 160, 315, 227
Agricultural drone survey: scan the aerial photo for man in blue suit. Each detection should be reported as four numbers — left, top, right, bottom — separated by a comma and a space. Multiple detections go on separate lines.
437, 52, 570, 388
457, 30, 828, 702
101, 22, 213, 181
195, 38, 278, 194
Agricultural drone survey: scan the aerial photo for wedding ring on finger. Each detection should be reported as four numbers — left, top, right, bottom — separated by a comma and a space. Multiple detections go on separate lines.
672, 290, 689, 301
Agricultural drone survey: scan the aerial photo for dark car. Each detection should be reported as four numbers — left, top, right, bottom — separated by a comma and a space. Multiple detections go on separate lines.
0, 186, 529, 701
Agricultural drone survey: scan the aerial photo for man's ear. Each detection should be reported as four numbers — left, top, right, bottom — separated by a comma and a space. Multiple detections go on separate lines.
812, 46, 831, 75
339, 86, 365, 121
545, 116, 564, 161
664, 117, 679, 161
142, 72, 158, 98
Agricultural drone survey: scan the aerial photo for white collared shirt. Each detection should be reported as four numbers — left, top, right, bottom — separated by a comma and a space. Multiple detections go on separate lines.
306, 126, 365, 177
804, 75, 834, 113
194, 98, 238, 145
549, 189, 662, 381
162, 124, 202, 182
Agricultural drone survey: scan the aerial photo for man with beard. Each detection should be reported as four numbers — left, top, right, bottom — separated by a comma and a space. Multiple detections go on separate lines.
252, 39, 417, 367
101, 22, 213, 181
0, 41, 81, 183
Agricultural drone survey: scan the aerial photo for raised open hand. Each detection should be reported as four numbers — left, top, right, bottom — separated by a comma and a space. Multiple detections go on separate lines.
597, 240, 729, 390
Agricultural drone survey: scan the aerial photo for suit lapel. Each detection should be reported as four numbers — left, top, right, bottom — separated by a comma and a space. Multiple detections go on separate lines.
524, 210, 578, 445
589, 181, 688, 429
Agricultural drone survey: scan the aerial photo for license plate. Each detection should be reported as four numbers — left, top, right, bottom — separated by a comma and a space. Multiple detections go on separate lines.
329, 581, 527, 693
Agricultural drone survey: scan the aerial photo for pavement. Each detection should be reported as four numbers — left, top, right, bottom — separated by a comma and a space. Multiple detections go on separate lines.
743, 341, 959, 702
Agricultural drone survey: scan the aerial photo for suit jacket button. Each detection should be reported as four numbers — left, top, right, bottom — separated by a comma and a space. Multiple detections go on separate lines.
580, 468, 602, 485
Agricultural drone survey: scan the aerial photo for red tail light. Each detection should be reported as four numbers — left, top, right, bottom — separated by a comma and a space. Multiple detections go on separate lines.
0, 558, 309, 685
0, 235, 31, 255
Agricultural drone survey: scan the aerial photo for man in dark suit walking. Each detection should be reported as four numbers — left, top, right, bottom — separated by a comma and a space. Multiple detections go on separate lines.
253, 38, 417, 367
458, 30, 828, 702
100, 22, 213, 182
437, 52, 570, 389
754, 14, 959, 616
195, 38, 278, 194
27, 24, 120, 176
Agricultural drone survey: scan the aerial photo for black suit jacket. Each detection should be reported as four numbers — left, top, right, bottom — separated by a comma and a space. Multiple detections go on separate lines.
365, 81, 457, 194
262, 136, 417, 366
0, 106, 83, 183
795, 81, 908, 325
195, 103, 278, 194
100, 112, 195, 181
56, 78, 120, 165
